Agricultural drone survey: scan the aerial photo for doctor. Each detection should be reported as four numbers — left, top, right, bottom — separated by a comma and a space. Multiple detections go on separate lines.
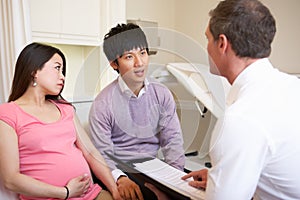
181, 0, 300, 199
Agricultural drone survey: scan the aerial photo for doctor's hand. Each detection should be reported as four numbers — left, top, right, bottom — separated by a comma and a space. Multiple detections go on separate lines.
181, 168, 208, 190
116, 176, 144, 200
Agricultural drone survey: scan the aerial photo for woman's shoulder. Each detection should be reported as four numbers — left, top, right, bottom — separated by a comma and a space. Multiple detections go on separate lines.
0, 102, 17, 114
0, 102, 19, 127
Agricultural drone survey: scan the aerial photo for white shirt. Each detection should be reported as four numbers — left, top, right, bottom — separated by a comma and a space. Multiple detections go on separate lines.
118, 75, 148, 98
206, 58, 300, 200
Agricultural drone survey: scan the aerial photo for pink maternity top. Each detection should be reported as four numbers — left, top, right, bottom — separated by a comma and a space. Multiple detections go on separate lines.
0, 101, 101, 200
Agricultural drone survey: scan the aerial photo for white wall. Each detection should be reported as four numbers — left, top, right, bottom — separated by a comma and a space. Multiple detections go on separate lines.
126, 0, 300, 74
126, 0, 177, 65
260, 0, 300, 73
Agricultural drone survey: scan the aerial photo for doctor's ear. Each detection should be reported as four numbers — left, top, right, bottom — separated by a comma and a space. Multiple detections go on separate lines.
218, 34, 229, 53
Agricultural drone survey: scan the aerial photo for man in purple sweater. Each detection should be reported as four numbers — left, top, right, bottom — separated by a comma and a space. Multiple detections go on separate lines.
89, 23, 185, 200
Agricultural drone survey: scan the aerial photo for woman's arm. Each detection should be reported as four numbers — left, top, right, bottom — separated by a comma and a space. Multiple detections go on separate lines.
73, 114, 121, 200
0, 120, 88, 199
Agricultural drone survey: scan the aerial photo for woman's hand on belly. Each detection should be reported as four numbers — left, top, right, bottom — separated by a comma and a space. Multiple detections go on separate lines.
65, 174, 91, 198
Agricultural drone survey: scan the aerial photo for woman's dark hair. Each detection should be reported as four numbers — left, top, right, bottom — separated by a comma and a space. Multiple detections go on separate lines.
8, 42, 67, 103
209, 0, 276, 58
103, 23, 149, 73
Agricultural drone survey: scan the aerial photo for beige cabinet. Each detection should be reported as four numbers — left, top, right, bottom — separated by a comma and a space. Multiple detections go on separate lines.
29, 0, 101, 46
29, 0, 126, 101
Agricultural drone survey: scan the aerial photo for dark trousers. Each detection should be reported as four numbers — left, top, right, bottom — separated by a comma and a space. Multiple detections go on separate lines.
126, 172, 158, 200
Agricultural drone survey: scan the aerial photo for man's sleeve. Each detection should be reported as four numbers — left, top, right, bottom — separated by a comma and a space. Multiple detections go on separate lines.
158, 88, 185, 170
88, 99, 119, 172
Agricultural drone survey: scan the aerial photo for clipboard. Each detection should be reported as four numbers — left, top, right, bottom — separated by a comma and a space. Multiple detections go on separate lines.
105, 152, 192, 200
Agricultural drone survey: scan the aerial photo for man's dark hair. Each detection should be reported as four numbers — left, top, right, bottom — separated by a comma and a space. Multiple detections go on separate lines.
103, 23, 149, 62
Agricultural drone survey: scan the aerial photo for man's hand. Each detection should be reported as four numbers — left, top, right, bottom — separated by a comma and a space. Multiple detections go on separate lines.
116, 176, 144, 200
181, 169, 208, 190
